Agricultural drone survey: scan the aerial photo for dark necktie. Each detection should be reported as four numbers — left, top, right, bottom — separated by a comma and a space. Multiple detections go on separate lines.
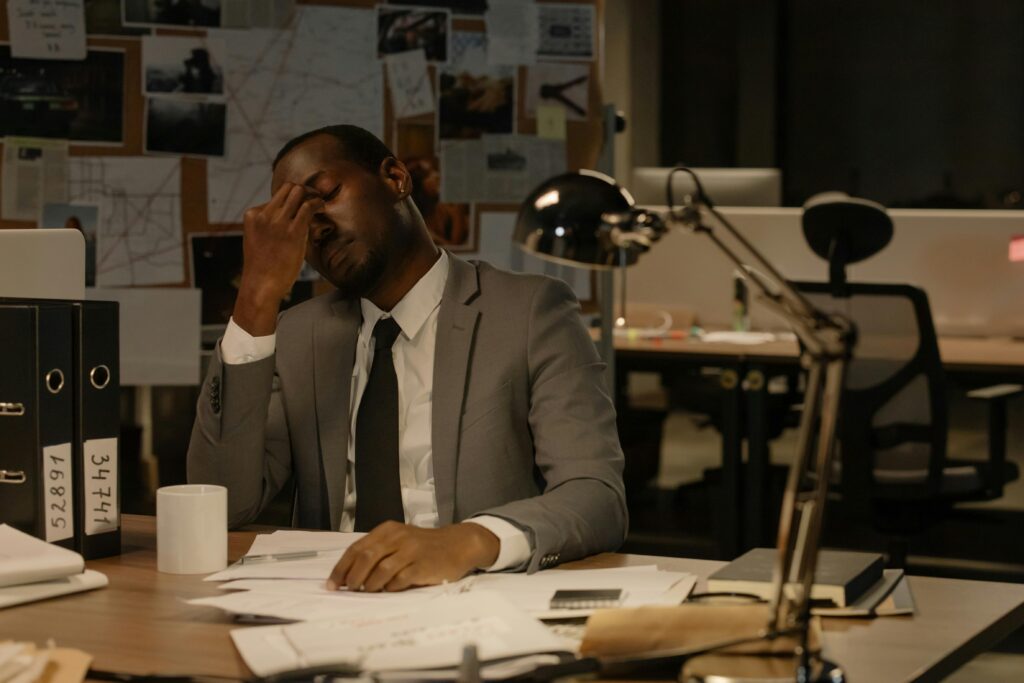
354, 316, 405, 532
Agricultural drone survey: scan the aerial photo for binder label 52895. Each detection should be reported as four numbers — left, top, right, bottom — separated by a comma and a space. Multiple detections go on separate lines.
84, 437, 118, 536
43, 443, 73, 543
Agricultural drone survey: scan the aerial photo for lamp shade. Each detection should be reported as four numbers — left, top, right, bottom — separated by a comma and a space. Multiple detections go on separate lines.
513, 170, 636, 269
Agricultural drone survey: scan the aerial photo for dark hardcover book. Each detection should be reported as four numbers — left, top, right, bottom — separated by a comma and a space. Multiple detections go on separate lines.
707, 547, 884, 607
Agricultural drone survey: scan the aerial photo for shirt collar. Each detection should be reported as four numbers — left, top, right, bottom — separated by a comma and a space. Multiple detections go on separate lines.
359, 250, 449, 344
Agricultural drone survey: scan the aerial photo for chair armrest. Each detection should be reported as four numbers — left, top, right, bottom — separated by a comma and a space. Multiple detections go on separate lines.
966, 383, 1023, 400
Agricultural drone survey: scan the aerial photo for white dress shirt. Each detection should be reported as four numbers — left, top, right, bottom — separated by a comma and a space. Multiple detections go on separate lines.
220, 251, 530, 571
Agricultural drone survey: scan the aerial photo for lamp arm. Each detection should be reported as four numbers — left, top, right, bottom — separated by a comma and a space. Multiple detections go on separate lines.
660, 199, 856, 642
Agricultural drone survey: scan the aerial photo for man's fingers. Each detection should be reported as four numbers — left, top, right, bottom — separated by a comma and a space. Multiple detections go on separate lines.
290, 197, 324, 235
276, 184, 308, 222
336, 536, 400, 591
265, 181, 296, 214
361, 551, 414, 593
384, 565, 419, 593
325, 551, 355, 592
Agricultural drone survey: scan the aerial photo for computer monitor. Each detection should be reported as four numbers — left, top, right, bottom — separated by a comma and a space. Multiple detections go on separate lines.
0, 229, 85, 300
630, 167, 783, 207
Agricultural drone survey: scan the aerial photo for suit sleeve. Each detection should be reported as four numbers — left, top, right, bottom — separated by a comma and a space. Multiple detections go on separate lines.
475, 277, 628, 572
186, 339, 293, 528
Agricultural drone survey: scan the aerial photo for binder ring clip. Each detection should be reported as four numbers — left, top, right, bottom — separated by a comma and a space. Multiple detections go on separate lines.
0, 469, 27, 484
46, 369, 65, 395
90, 365, 111, 390
0, 402, 25, 416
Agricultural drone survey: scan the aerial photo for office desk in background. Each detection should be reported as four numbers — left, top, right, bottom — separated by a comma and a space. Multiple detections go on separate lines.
3, 515, 1024, 682
612, 334, 1024, 557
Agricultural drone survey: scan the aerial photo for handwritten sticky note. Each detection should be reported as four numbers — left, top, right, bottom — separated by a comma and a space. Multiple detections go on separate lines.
536, 104, 567, 140
7, 0, 87, 61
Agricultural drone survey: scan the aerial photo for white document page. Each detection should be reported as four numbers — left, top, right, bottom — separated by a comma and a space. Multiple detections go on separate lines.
230, 591, 571, 676
204, 530, 364, 581
0, 525, 84, 588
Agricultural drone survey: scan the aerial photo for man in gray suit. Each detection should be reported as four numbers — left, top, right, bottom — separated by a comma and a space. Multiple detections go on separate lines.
188, 125, 626, 592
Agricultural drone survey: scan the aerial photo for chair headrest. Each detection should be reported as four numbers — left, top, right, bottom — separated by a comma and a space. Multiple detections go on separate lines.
802, 192, 893, 266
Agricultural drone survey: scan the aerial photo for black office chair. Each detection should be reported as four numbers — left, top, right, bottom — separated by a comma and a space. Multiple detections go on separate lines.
793, 193, 1020, 566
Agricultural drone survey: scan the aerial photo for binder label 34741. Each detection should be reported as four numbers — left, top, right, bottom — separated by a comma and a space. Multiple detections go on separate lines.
43, 443, 73, 543
84, 437, 119, 536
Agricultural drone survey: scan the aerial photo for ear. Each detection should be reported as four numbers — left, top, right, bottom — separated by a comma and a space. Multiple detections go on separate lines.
379, 157, 413, 199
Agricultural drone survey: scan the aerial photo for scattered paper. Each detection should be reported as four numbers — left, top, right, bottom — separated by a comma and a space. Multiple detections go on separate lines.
467, 566, 696, 619
536, 104, 567, 140
229, 591, 572, 676
441, 134, 565, 204
7, 0, 87, 60
386, 49, 435, 119
192, 582, 456, 621
207, 6, 383, 224
486, 0, 538, 65
1, 137, 68, 222
246, 530, 366, 555
0, 525, 83, 589
537, 3, 595, 61
67, 157, 183, 286
203, 530, 364, 581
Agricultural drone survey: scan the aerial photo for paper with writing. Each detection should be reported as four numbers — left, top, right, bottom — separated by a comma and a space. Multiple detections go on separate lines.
7, 0, 87, 60
42, 443, 73, 543
386, 49, 434, 119
83, 437, 117, 535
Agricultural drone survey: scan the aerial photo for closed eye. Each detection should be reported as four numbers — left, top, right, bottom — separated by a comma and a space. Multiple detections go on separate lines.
323, 184, 341, 201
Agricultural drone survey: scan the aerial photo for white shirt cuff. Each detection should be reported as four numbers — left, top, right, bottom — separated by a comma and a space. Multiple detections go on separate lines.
464, 516, 532, 572
221, 317, 277, 365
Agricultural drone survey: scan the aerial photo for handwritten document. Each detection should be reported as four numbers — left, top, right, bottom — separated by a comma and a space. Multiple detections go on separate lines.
7, 0, 87, 60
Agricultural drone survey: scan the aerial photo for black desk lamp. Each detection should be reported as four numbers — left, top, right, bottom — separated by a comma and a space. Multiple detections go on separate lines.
514, 170, 856, 682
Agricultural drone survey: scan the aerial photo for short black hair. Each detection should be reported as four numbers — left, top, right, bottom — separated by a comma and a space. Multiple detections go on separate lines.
272, 124, 394, 172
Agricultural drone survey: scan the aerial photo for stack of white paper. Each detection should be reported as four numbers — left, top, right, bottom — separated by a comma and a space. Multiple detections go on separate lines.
0, 525, 107, 609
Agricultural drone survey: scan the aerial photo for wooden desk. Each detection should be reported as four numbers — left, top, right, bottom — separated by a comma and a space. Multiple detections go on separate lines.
612, 334, 1024, 555
3, 516, 1024, 683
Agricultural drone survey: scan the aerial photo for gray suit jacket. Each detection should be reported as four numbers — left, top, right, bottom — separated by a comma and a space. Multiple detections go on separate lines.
187, 255, 627, 571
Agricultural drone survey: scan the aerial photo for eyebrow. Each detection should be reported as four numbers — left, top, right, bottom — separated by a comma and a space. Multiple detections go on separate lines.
302, 171, 323, 188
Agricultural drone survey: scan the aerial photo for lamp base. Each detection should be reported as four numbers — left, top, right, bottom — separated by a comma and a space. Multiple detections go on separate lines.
681, 653, 846, 683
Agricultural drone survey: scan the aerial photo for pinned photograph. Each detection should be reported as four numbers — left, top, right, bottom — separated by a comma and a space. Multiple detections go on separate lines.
388, 0, 486, 16
41, 202, 100, 286
524, 62, 590, 120
123, 0, 221, 28
0, 46, 124, 142
403, 155, 474, 250
438, 32, 515, 140
143, 36, 226, 97
190, 232, 313, 329
377, 6, 450, 63
84, 0, 148, 36
145, 97, 227, 157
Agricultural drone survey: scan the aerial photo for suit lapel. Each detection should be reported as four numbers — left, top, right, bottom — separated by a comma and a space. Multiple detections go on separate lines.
313, 296, 360, 529
432, 256, 480, 525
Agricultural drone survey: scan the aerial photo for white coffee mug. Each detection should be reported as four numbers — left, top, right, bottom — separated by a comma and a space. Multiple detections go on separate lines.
157, 484, 228, 574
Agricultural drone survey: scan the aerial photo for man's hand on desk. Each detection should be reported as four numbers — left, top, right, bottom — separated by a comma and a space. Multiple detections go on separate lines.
326, 522, 500, 592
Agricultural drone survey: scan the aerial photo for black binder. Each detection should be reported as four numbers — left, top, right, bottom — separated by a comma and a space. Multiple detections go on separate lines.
71, 300, 121, 560
0, 302, 76, 549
